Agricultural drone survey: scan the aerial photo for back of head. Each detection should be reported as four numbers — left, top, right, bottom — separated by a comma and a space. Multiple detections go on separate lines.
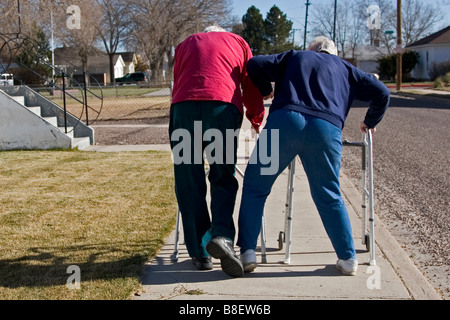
202, 25, 227, 33
307, 36, 338, 56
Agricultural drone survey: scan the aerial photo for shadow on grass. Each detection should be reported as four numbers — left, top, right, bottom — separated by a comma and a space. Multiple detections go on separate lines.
0, 240, 163, 288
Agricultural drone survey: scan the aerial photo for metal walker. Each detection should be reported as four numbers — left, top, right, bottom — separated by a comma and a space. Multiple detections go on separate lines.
276, 130, 376, 266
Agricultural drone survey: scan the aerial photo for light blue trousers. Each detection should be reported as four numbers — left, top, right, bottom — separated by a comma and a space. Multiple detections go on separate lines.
237, 109, 356, 260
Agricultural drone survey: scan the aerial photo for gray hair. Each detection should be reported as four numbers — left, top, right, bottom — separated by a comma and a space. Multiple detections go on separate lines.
307, 36, 338, 56
203, 25, 227, 33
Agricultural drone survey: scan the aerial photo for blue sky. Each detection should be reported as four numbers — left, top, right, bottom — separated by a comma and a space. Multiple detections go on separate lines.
230, 0, 450, 33
231, 0, 310, 30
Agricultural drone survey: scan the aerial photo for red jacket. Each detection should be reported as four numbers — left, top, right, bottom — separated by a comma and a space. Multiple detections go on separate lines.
172, 32, 265, 129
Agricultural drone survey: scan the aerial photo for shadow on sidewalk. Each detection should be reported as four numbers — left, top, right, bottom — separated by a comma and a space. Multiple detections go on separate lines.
141, 247, 360, 286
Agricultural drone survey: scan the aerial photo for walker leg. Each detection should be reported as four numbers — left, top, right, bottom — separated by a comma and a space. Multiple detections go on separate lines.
361, 134, 368, 247
284, 159, 296, 264
171, 206, 182, 262
282, 162, 292, 251
367, 130, 376, 266
236, 165, 245, 178
260, 212, 267, 263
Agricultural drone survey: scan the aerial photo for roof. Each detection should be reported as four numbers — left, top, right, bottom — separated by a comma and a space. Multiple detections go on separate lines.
116, 52, 136, 63
54, 47, 125, 68
407, 25, 450, 48
354, 45, 389, 60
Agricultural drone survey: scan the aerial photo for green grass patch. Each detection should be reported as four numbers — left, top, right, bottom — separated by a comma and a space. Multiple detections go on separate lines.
0, 150, 177, 300
39, 86, 161, 99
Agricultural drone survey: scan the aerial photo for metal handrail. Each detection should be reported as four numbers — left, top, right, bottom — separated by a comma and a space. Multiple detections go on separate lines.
0, 32, 104, 131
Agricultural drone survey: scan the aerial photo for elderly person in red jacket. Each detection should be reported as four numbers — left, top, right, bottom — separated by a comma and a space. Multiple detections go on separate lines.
169, 25, 265, 277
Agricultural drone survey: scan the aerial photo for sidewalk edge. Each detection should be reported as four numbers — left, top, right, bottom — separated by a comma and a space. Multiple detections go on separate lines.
340, 173, 443, 300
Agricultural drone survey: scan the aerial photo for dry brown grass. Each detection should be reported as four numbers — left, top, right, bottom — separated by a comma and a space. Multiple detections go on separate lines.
0, 150, 176, 299
45, 87, 171, 122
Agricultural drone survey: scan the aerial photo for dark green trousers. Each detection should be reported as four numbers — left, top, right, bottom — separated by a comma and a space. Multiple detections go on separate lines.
169, 101, 243, 258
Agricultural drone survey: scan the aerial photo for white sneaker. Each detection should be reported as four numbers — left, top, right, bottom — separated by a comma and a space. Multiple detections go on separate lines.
336, 258, 358, 276
241, 249, 257, 272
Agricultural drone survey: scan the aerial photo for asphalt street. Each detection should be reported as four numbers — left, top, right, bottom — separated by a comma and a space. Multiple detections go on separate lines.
341, 91, 450, 299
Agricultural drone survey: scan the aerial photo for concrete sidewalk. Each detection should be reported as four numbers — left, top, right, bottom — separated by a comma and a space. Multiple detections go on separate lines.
84, 114, 441, 301
132, 162, 440, 300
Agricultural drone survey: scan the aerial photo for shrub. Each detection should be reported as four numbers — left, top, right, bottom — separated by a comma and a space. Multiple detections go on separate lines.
434, 72, 450, 88
429, 61, 450, 80
377, 50, 420, 81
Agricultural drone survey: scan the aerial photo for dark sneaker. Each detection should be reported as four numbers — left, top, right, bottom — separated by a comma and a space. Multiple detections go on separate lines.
192, 257, 213, 270
206, 236, 244, 277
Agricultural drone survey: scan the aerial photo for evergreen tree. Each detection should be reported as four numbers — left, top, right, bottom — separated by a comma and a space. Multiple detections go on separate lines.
14, 24, 52, 84
241, 6, 266, 55
264, 5, 293, 54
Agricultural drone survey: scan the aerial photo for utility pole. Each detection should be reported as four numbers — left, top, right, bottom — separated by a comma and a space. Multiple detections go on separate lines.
292, 28, 301, 48
304, 0, 311, 49
51, 7, 55, 94
396, 0, 402, 91
17, 0, 22, 34
333, 0, 337, 43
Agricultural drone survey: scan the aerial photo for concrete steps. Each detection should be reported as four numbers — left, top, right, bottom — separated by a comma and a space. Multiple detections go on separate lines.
3, 92, 92, 150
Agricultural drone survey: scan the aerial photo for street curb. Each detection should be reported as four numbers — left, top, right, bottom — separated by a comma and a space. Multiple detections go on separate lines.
340, 173, 443, 300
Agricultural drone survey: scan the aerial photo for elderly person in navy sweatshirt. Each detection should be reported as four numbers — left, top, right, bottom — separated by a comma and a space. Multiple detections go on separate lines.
237, 36, 390, 276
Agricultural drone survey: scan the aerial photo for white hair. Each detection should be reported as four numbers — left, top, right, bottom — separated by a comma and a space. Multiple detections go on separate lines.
307, 36, 338, 56
203, 25, 227, 33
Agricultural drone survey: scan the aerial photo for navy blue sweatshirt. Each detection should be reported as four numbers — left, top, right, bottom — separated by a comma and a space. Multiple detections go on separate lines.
247, 50, 390, 130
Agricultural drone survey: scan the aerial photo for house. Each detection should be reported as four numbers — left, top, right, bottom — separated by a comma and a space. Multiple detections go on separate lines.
80, 54, 125, 83
406, 26, 450, 80
351, 46, 389, 75
54, 47, 135, 84
115, 52, 137, 75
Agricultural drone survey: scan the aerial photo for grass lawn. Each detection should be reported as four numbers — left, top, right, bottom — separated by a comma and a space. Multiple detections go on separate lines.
0, 150, 177, 300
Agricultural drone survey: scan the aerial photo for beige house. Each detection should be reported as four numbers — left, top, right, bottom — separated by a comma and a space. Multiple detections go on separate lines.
115, 52, 138, 75
54, 48, 136, 84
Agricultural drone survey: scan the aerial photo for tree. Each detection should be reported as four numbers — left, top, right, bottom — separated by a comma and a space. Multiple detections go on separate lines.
264, 5, 293, 54
312, 0, 442, 56
354, 0, 394, 52
0, 0, 42, 35
312, 0, 372, 58
96, 0, 131, 83
51, 0, 104, 84
127, 0, 231, 82
241, 6, 266, 55
240, 5, 294, 55
398, 0, 443, 46
377, 50, 419, 80
14, 24, 52, 84
0, 1, 55, 83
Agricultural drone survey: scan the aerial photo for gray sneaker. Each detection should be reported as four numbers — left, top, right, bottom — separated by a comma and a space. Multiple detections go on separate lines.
241, 249, 257, 272
206, 236, 244, 277
336, 258, 358, 276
